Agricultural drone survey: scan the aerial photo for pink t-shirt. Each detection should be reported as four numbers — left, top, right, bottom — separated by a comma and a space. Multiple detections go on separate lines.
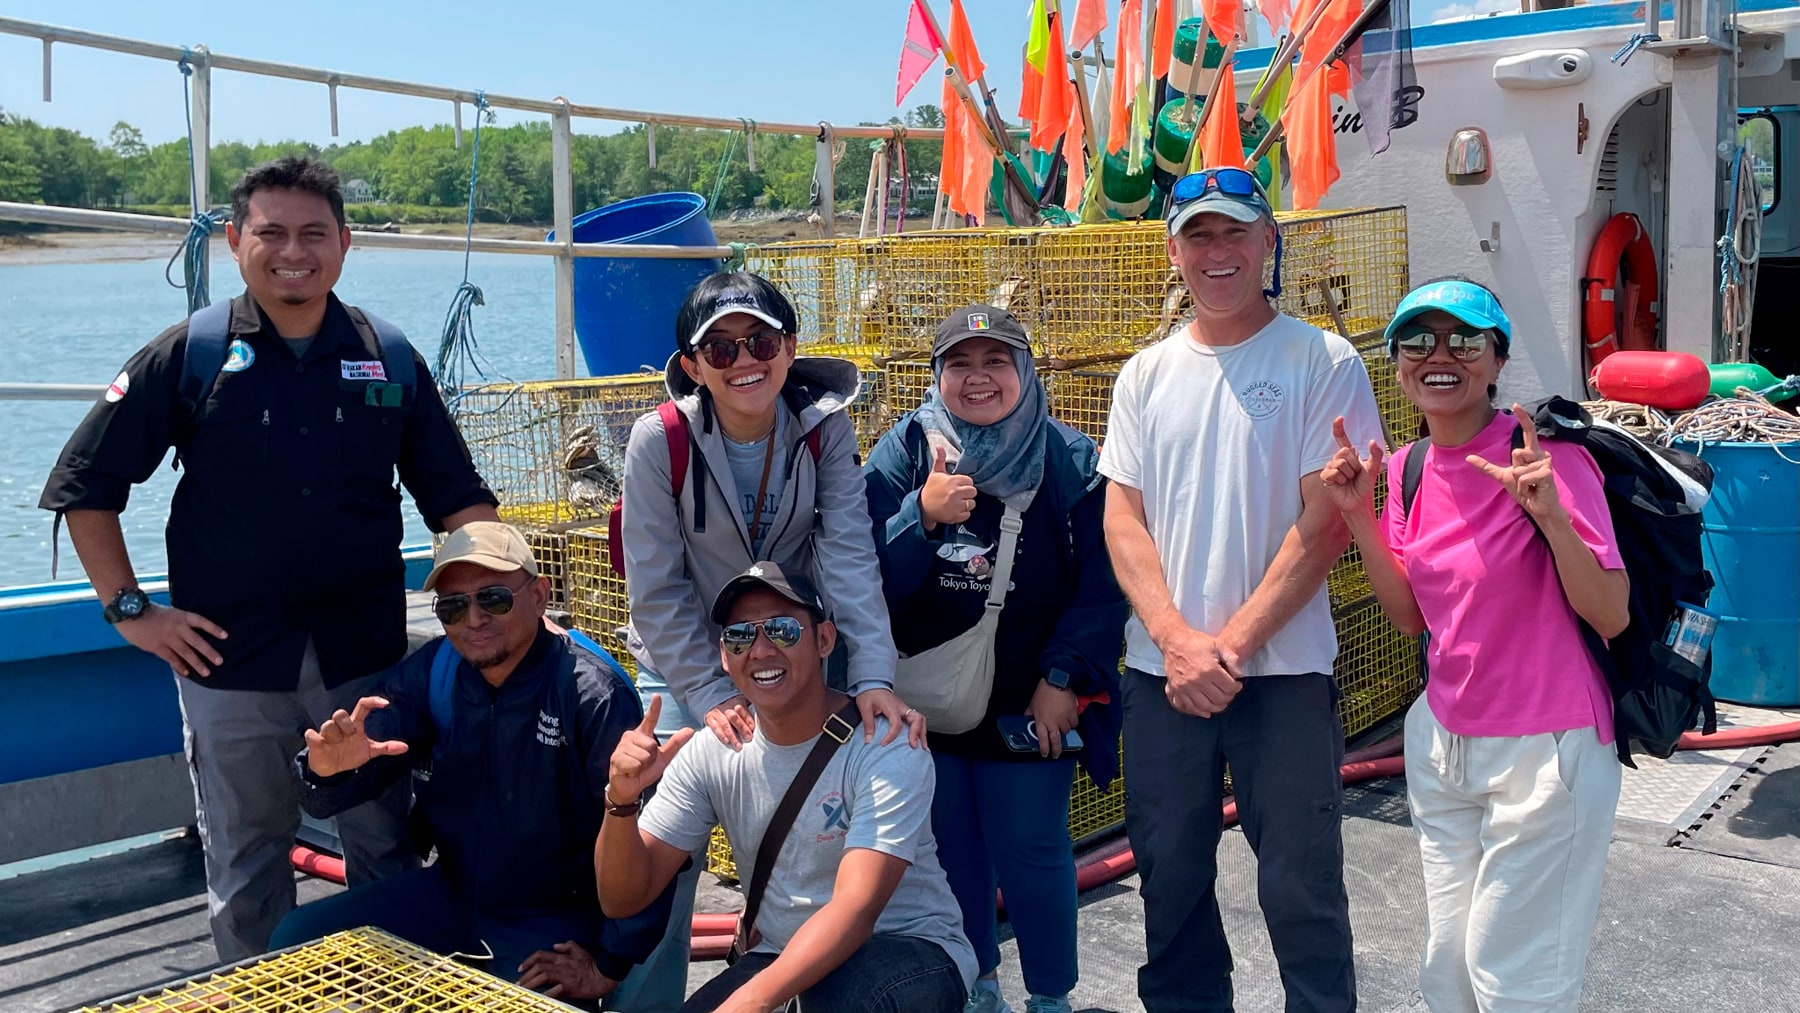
1383, 411, 1624, 740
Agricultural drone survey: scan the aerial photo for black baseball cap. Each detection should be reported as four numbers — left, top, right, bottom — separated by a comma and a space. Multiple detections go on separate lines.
932, 304, 1033, 359
710, 561, 828, 624
675, 271, 799, 353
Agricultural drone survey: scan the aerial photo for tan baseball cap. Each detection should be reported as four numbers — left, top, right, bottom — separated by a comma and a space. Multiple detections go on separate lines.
423, 521, 539, 590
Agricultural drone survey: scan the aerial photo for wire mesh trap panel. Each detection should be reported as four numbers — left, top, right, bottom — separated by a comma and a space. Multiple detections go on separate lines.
77, 927, 579, 1012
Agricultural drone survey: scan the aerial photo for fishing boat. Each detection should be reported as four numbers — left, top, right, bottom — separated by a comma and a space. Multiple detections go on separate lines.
0, 0, 1796, 1008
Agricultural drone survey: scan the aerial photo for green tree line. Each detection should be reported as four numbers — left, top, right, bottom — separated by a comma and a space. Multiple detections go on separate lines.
0, 105, 946, 224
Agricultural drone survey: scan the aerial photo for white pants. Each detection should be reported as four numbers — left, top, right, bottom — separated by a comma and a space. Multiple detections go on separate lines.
1404, 697, 1620, 1013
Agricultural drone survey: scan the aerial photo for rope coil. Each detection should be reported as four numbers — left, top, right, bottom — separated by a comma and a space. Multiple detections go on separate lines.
435, 90, 517, 414
168, 46, 222, 314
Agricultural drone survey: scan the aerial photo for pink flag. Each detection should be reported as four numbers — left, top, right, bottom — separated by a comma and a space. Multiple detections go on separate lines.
1069, 0, 1108, 50
897, 0, 945, 106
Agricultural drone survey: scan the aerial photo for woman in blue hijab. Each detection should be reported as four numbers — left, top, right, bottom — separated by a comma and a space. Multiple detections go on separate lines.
865, 304, 1128, 1013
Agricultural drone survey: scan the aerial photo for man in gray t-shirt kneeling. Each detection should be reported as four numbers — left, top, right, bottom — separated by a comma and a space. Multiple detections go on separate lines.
596, 562, 975, 1012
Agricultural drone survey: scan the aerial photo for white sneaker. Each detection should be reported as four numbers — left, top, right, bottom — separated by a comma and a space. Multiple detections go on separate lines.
964, 981, 1014, 1013
1025, 996, 1073, 1013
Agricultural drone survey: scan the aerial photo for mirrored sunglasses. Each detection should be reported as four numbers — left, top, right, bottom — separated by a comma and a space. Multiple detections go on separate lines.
720, 615, 807, 654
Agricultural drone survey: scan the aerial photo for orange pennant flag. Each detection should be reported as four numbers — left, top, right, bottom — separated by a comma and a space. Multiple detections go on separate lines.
1033, 5, 1074, 151
1070, 0, 1108, 50
947, 0, 985, 81
961, 124, 994, 226
1196, 62, 1247, 170
1286, 62, 1345, 209
1019, 0, 1046, 121
940, 76, 965, 215
1062, 89, 1088, 207
1295, 0, 1360, 89
1200, 0, 1245, 43
1152, 0, 1175, 80
1107, 0, 1143, 152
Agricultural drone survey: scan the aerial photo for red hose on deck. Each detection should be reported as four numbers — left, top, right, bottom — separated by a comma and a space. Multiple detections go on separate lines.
291, 725, 1800, 956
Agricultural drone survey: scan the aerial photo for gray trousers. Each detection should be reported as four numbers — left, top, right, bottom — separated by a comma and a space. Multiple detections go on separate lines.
174, 641, 415, 962
1122, 669, 1356, 1013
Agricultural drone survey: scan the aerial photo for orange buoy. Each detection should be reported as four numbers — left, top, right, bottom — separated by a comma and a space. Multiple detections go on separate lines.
1581, 213, 1660, 370
1589, 350, 1711, 411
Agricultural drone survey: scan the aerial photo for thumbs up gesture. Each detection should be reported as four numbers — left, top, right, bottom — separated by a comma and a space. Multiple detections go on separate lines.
607, 696, 695, 805
919, 444, 979, 531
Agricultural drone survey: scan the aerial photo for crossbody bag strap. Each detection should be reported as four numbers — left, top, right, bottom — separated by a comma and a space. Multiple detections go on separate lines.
981, 505, 1026, 615
734, 697, 863, 961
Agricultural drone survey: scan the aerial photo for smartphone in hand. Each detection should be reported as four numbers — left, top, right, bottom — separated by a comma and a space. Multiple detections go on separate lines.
996, 715, 1084, 754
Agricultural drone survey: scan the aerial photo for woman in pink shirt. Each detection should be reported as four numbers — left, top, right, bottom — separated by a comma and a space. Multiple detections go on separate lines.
1321, 278, 1630, 1013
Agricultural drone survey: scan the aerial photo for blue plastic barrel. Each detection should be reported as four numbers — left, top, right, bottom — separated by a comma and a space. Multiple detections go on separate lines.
548, 192, 720, 376
1683, 440, 1800, 706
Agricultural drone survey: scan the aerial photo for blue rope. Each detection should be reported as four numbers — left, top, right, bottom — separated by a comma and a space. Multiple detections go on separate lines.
165, 48, 225, 315
1611, 32, 1659, 65
435, 91, 515, 414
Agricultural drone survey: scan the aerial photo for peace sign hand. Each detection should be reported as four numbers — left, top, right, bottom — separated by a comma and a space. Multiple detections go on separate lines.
608, 695, 695, 805
1466, 404, 1566, 523
304, 697, 409, 778
1320, 416, 1385, 516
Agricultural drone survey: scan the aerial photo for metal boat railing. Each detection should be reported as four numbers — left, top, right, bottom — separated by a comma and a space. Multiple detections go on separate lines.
0, 14, 956, 389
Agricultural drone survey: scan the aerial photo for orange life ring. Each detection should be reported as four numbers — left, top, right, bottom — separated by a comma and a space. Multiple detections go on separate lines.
1581, 212, 1660, 369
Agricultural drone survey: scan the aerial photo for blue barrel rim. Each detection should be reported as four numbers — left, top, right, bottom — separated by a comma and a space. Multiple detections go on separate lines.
554, 191, 711, 246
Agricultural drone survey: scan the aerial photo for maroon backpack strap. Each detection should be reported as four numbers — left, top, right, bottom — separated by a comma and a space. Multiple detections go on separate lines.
803, 424, 822, 464
658, 401, 691, 499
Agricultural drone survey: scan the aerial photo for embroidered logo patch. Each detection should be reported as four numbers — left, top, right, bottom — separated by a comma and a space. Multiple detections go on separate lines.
966, 312, 990, 331
1238, 380, 1286, 420
222, 339, 255, 373
104, 371, 130, 403
341, 360, 388, 381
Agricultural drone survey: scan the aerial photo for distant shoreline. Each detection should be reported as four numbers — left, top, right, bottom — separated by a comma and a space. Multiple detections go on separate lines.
0, 216, 832, 267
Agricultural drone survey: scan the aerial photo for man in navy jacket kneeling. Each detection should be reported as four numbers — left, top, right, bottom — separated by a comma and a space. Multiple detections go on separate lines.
274, 521, 675, 1006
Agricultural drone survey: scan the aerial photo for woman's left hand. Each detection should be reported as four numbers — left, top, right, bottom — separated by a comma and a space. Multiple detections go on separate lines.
1024, 681, 1080, 759
1467, 404, 1566, 524
855, 687, 928, 748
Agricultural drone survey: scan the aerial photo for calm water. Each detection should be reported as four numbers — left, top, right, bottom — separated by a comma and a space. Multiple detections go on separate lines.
0, 246, 564, 589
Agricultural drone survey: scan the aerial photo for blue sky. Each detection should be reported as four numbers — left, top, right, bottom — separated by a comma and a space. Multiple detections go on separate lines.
0, 0, 1482, 147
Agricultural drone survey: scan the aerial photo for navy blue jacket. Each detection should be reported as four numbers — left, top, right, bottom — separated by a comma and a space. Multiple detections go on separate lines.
865, 415, 1128, 789
296, 626, 672, 981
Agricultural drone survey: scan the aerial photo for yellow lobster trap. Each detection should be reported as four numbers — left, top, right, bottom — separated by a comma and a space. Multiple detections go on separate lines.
77, 928, 578, 1012
461, 208, 1419, 879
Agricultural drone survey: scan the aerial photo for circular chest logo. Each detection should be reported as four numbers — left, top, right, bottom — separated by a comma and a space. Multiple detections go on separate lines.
1239, 380, 1286, 420
222, 339, 256, 373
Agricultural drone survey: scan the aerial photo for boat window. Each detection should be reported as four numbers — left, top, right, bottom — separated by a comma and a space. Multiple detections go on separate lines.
1738, 111, 1777, 215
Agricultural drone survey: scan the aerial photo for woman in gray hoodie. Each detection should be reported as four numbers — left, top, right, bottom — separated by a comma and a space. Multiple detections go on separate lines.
606, 270, 926, 1012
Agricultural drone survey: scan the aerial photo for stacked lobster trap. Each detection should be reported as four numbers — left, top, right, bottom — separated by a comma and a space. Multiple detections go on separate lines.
456, 207, 1419, 864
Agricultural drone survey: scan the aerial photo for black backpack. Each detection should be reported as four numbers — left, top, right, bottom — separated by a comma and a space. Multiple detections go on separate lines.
1402, 396, 1718, 767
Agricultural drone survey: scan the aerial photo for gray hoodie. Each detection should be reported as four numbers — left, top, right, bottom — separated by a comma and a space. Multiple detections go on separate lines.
620, 354, 897, 718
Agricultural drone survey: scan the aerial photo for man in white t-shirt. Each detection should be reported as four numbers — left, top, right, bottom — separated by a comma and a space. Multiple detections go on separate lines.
1099, 169, 1384, 1013
595, 562, 975, 1012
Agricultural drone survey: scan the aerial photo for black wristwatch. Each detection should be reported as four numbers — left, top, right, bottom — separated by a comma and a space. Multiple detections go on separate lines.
1044, 668, 1074, 692
103, 588, 150, 624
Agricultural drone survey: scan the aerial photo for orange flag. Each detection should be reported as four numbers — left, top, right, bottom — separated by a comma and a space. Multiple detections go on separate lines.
1286, 62, 1345, 209
1107, 0, 1143, 152
1201, 0, 1245, 43
1069, 0, 1108, 50
940, 76, 965, 213
1019, 0, 1046, 121
1062, 90, 1088, 207
961, 122, 995, 226
1152, 0, 1175, 80
1295, 0, 1360, 89
1032, 5, 1074, 151
946, 0, 985, 81
1196, 62, 1247, 170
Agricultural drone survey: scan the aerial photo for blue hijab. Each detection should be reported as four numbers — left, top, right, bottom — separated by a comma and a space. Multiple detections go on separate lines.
913, 346, 1048, 512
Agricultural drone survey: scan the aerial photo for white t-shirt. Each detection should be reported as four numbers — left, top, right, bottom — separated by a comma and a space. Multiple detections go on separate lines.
1098, 314, 1383, 678
639, 717, 977, 989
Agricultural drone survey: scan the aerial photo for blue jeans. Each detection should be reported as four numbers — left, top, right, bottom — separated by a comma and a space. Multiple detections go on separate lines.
270, 866, 599, 997
1121, 669, 1355, 1013
931, 751, 1079, 997
681, 935, 967, 1012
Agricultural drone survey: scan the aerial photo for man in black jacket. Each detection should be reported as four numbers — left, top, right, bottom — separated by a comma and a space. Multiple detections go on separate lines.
39, 156, 499, 961
272, 523, 674, 1005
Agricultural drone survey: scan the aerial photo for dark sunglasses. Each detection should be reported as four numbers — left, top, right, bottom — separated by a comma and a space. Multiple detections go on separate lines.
1392, 323, 1492, 361
720, 615, 807, 654
696, 329, 787, 370
433, 584, 522, 626
1171, 167, 1264, 205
